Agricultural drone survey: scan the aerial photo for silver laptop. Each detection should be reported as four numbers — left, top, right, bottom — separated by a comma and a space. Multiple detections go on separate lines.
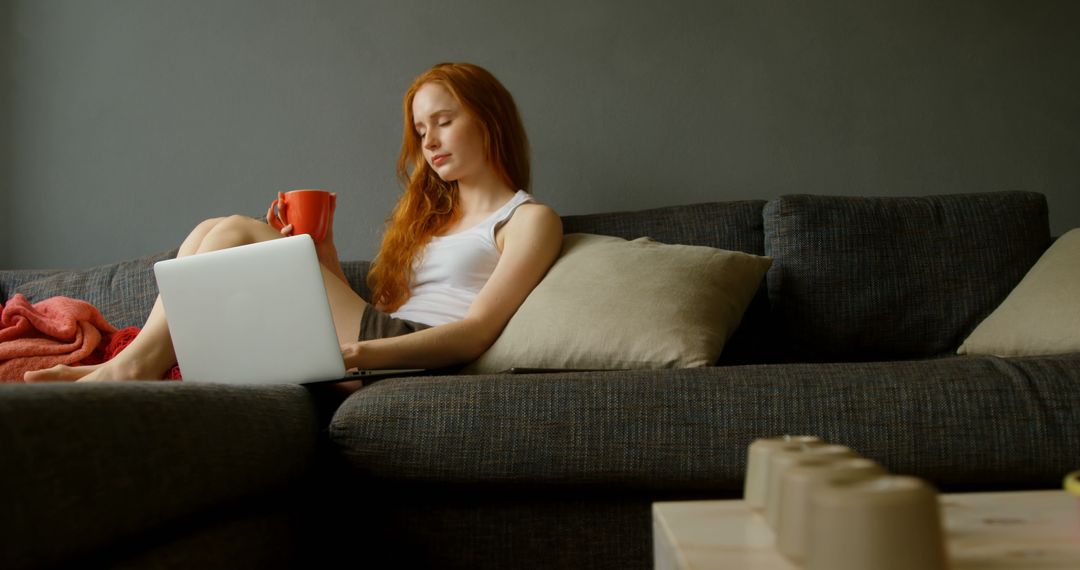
153, 235, 422, 385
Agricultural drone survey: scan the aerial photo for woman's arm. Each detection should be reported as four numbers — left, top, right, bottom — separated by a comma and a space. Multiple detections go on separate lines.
267, 214, 350, 287
314, 231, 350, 286
342, 203, 563, 370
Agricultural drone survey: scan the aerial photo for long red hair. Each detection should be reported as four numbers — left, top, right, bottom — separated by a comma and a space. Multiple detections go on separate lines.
368, 62, 531, 311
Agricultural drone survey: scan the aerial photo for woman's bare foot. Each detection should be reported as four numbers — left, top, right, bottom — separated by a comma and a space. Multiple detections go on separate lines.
73, 356, 166, 382
24, 363, 104, 382
23, 355, 170, 382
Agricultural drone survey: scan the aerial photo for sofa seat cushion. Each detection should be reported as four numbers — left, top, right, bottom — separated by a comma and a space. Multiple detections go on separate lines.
330, 354, 1080, 493
0, 382, 320, 569
763, 191, 1050, 361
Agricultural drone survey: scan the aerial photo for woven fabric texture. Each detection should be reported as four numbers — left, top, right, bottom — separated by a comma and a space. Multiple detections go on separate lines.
331, 353, 1080, 492
0, 249, 178, 329
340, 260, 372, 301
763, 191, 1050, 361
0, 382, 319, 569
561, 200, 767, 254
98, 507, 302, 570
342, 490, 653, 570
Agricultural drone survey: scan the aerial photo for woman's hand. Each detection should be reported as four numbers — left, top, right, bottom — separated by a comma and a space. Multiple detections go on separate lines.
341, 341, 363, 371
265, 192, 294, 236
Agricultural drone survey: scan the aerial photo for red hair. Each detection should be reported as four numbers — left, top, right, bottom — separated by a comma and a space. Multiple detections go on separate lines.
368, 62, 531, 311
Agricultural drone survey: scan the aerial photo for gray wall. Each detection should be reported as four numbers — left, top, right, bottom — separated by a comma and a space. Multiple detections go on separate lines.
1, 0, 11, 268
7, 0, 1080, 269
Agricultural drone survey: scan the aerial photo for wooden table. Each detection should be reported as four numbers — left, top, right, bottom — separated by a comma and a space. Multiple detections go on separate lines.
653, 490, 1080, 569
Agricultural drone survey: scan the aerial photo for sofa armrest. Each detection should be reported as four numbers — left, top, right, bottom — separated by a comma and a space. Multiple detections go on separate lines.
0, 382, 320, 569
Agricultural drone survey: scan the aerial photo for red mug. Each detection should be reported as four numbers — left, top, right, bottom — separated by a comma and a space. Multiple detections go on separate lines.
267, 189, 336, 244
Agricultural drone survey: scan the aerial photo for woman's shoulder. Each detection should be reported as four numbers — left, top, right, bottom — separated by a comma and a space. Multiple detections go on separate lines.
508, 201, 562, 233
498, 201, 562, 252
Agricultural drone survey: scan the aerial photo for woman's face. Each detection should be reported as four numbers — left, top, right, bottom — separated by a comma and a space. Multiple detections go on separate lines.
412, 82, 487, 183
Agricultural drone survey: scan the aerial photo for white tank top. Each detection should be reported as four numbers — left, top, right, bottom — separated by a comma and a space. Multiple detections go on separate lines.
391, 190, 535, 326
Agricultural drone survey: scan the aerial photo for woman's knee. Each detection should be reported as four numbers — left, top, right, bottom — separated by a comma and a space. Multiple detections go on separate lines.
199, 215, 278, 250
178, 217, 231, 257
217, 214, 262, 230
193, 216, 228, 236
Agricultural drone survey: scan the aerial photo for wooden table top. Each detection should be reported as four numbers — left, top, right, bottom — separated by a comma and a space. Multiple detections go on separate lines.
653, 490, 1080, 569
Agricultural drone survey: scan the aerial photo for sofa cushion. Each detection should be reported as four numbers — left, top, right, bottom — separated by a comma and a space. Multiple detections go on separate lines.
330, 354, 1080, 492
91, 506, 305, 569
763, 191, 1049, 361
561, 200, 767, 255
561, 199, 775, 364
0, 250, 178, 329
464, 234, 771, 372
340, 260, 372, 301
959, 228, 1080, 356
0, 382, 319, 569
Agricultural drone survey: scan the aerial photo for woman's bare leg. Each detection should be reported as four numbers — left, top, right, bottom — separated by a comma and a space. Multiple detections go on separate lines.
26, 216, 367, 382
25, 217, 228, 381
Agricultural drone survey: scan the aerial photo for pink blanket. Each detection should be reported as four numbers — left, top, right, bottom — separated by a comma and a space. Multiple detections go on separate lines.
0, 294, 117, 382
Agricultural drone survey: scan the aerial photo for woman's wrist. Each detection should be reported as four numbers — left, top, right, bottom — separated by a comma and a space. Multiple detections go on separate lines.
342, 341, 365, 370
315, 237, 338, 262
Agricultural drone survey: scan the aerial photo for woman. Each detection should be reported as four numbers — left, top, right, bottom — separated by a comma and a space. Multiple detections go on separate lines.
25, 62, 563, 383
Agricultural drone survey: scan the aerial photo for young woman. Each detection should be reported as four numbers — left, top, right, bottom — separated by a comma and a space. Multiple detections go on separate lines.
25, 62, 563, 383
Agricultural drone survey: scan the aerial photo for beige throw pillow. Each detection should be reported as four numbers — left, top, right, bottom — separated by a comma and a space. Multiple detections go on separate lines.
463, 233, 772, 373
958, 228, 1080, 356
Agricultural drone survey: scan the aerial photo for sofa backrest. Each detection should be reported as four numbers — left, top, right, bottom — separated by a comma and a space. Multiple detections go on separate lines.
341, 261, 372, 302
0, 250, 178, 329
763, 191, 1050, 361
2, 192, 1050, 366
561, 200, 767, 255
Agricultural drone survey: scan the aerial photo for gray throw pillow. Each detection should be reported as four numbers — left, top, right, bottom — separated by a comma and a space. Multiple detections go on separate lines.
763, 192, 1049, 361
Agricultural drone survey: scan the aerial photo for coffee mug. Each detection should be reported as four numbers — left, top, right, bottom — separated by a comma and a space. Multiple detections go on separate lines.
776, 457, 886, 563
267, 189, 336, 244
765, 444, 857, 529
806, 475, 949, 570
744, 436, 824, 511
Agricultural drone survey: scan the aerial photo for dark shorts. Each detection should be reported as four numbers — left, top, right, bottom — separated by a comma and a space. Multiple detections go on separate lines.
359, 305, 431, 341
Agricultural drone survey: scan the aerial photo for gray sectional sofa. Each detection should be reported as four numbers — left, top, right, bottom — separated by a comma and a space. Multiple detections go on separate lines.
2, 190, 1078, 569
